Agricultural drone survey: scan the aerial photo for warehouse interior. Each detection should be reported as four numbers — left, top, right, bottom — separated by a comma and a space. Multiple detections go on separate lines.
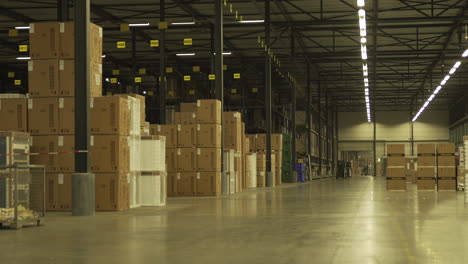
1, 0, 468, 263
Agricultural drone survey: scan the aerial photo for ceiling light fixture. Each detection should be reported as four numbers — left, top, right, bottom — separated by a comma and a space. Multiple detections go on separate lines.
129, 23, 150, 27
15, 26, 30, 30
357, 1, 371, 122
240, 19, 265, 23
16, 57, 30, 60
176, 53, 196, 56
171, 22, 196, 25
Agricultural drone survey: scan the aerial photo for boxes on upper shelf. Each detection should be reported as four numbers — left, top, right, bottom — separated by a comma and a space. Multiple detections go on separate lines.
177, 124, 197, 148
90, 135, 130, 172
58, 60, 103, 97
95, 172, 129, 211
197, 148, 222, 172
196, 124, 221, 148
58, 97, 74, 134
418, 144, 435, 155
437, 143, 455, 154
387, 144, 405, 155
196, 99, 221, 124
151, 124, 177, 147
177, 148, 197, 171
27, 60, 59, 97
175, 112, 196, 125
91, 96, 130, 135
28, 98, 59, 135
0, 98, 28, 132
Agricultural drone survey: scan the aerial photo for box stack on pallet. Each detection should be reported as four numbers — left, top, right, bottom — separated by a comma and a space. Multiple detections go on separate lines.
386, 144, 406, 191
416, 144, 436, 191
223, 112, 244, 193
155, 99, 222, 196
247, 134, 283, 187
437, 143, 456, 191
458, 145, 465, 191
245, 152, 257, 188
139, 136, 166, 206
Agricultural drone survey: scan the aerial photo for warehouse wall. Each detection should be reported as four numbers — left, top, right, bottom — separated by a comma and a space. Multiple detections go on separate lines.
337, 110, 449, 158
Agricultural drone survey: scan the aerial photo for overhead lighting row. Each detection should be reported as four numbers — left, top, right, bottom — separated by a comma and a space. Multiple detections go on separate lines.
412, 52, 466, 122
357, 0, 371, 123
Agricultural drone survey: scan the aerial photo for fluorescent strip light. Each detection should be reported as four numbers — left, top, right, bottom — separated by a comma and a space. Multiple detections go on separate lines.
357, 0, 365, 7
463, 49, 468, 57
364, 78, 369, 87
428, 94, 435, 101
360, 37, 367, 44
16, 57, 30, 60
360, 28, 367, 37
240, 20, 264, 23
358, 9, 366, 18
102, 55, 106, 58
440, 79, 447, 86
171, 22, 196, 25
15, 26, 30, 30
434, 86, 442, 94
129, 23, 150, 27
423, 102, 429, 108
453, 61, 461, 69
176, 53, 195, 56
213, 52, 232, 55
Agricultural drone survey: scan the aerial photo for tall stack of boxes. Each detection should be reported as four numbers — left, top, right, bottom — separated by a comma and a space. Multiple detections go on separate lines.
386, 144, 406, 191
26, 21, 103, 211
416, 144, 436, 191
458, 145, 465, 191
223, 112, 243, 192
437, 143, 456, 191
247, 133, 283, 187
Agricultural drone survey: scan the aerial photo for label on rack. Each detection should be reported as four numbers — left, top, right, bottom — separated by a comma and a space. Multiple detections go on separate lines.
197, 124, 200, 131
59, 23, 65, 33
58, 174, 64, 184
59, 98, 64, 108
58, 136, 64, 147
29, 24, 34, 34
90, 136, 94, 146
28, 99, 33, 109
59, 60, 64, 70
197, 173, 200, 179
90, 98, 94, 108
177, 149, 181, 155
197, 148, 201, 155
28, 61, 33, 72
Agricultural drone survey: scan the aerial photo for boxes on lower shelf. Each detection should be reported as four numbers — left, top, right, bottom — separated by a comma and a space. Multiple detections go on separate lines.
95, 172, 129, 211
387, 178, 406, 191
167, 172, 221, 196
417, 178, 436, 191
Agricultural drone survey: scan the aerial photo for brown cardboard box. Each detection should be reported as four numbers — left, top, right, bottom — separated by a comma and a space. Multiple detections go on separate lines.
223, 111, 242, 124
437, 167, 456, 177
197, 148, 222, 172
387, 157, 406, 167
58, 97, 74, 134
272, 134, 283, 151
116, 94, 145, 124
437, 179, 456, 191
387, 179, 406, 190
29, 22, 60, 59
167, 172, 177, 196
59, 22, 103, 63
0, 98, 28, 132
256, 134, 266, 150
438, 156, 455, 166
59, 59, 102, 97
417, 167, 436, 178
175, 112, 197, 125
387, 168, 406, 178
243, 137, 250, 154
180, 102, 197, 112
90, 135, 130, 172
177, 124, 197, 147
196, 124, 221, 148
275, 167, 282, 185
28, 60, 59, 97
45, 173, 72, 211
57, 135, 75, 172
196, 99, 221, 124
387, 144, 405, 155
256, 152, 266, 170
224, 122, 242, 151
418, 156, 436, 166
151, 124, 177, 147
28, 98, 59, 135
417, 179, 435, 190
30, 136, 59, 172
437, 143, 455, 154
95, 172, 129, 211
257, 171, 266, 187
417, 144, 436, 155
166, 148, 178, 172
176, 172, 196, 196
195, 172, 221, 196
246, 134, 257, 150
178, 148, 197, 171
91, 96, 130, 135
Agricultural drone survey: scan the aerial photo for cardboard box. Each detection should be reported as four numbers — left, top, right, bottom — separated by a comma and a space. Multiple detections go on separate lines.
257, 171, 266, 187
437, 143, 455, 154
246, 134, 257, 151
438, 156, 455, 166
151, 124, 177, 148
28, 60, 59, 97
59, 22, 103, 63
196, 124, 221, 148
387, 168, 406, 178
438, 167, 456, 177
45, 173, 72, 211
58, 97, 74, 134
256, 134, 266, 150
417, 179, 435, 190
195, 172, 221, 196
57, 135, 75, 172
272, 134, 283, 151
387, 179, 406, 191
387, 144, 405, 155
180, 102, 197, 112
256, 152, 266, 169
95, 172, 129, 211
197, 148, 222, 172
196, 99, 221, 124
30, 136, 59, 172
418, 156, 436, 166
28, 98, 59, 135
417, 167, 436, 178
176, 172, 196, 196
243, 137, 250, 154
177, 148, 197, 171
175, 112, 196, 125
165, 148, 178, 172
177, 124, 197, 147
29, 22, 60, 59
90, 135, 130, 172
0, 98, 28, 132
437, 179, 456, 191
91, 96, 130, 135
117, 94, 145, 125
275, 167, 282, 185
167, 172, 177, 196
387, 156, 406, 167
224, 122, 242, 151
59, 59, 102, 97
418, 144, 436, 155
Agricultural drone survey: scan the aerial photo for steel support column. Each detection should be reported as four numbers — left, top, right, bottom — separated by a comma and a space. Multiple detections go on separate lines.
372, 0, 378, 177
131, 29, 137, 94
290, 81, 297, 183
306, 64, 312, 157
318, 80, 322, 176
58, 0, 69, 21
265, 0, 273, 186
73, 0, 94, 216
159, 0, 167, 123
214, 0, 223, 100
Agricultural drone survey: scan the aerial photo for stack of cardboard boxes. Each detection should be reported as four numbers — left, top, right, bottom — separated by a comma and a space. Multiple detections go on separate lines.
386, 144, 406, 191
458, 145, 465, 191
224, 112, 244, 192
247, 134, 283, 187
416, 144, 436, 191
437, 143, 456, 191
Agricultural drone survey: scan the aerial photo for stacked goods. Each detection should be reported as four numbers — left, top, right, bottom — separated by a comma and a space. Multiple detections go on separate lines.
246, 133, 283, 186
223, 149, 235, 194
416, 144, 436, 191
256, 152, 266, 187
224, 112, 243, 192
437, 143, 456, 191
139, 136, 166, 206
464, 137, 468, 201
405, 158, 416, 184
386, 144, 406, 191
458, 145, 465, 190
245, 153, 257, 188
26, 21, 104, 211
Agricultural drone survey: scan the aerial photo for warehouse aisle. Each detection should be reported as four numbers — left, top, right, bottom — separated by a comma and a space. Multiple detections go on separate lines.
1, 177, 467, 264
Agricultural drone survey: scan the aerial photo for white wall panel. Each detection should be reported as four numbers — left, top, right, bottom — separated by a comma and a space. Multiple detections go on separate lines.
338, 112, 373, 140
375, 111, 411, 141
413, 111, 449, 141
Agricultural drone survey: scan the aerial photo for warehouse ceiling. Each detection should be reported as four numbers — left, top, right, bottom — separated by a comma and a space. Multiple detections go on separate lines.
0, 0, 467, 114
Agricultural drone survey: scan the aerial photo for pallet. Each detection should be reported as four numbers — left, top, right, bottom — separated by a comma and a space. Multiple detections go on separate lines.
0, 217, 43, 230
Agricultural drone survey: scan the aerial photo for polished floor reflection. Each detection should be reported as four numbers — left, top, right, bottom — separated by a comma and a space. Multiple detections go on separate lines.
1, 176, 467, 264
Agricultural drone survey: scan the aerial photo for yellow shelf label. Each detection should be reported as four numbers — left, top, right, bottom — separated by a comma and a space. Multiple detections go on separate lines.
189, 90, 195, 95
168, 91, 175, 96
166, 67, 173, 73
252, 88, 258, 93
19, 45, 28, 52
8, 29, 18, 37
223, 65, 228, 71
233, 73, 241, 79
184, 75, 191, 81
106, 92, 113, 96
14, 80, 21, 85
110, 78, 118, 84
120, 24, 130, 32
134, 77, 142, 83
148, 91, 154, 96
209, 74, 216, 80
193, 66, 200, 72
117, 41, 126, 49
150, 40, 159, 47
159, 22, 168, 30
231, 89, 237, 94
139, 68, 147, 75
112, 69, 120, 75
8, 72, 15, 78
298, 159, 304, 163
183, 38, 193, 46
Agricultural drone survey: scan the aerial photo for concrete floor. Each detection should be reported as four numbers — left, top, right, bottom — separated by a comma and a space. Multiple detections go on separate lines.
1, 176, 467, 264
